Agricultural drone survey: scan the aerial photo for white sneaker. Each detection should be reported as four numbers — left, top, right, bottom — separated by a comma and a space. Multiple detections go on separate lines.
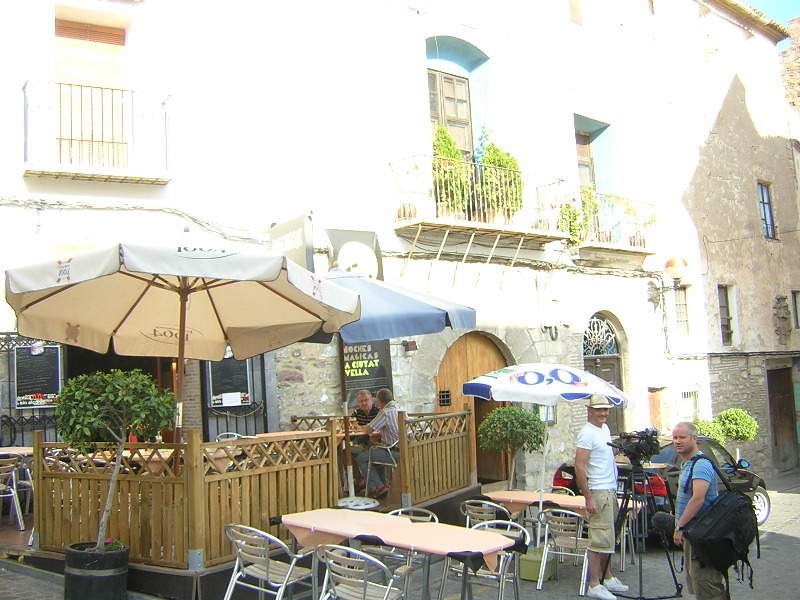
587, 584, 617, 600
604, 576, 629, 593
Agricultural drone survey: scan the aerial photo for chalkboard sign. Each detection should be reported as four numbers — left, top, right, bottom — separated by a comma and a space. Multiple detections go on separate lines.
207, 358, 251, 407
14, 345, 62, 409
341, 339, 393, 410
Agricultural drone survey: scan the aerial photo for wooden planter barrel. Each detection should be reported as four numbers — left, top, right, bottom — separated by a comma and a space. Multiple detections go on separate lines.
64, 543, 129, 600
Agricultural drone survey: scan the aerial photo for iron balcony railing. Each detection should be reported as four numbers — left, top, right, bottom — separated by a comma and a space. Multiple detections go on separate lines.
394, 156, 655, 248
23, 80, 170, 179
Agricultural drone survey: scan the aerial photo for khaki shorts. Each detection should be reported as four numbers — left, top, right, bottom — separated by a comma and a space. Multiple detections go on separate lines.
684, 539, 726, 600
587, 489, 618, 553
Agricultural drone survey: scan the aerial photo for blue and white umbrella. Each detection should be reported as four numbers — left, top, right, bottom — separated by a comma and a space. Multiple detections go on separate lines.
463, 362, 629, 532
462, 363, 627, 407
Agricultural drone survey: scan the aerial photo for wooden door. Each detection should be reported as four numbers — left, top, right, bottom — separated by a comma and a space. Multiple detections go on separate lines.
435, 333, 507, 483
583, 356, 625, 434
767, 368, 799, 472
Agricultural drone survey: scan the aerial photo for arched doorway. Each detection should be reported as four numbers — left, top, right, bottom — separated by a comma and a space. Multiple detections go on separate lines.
434, 332, 508, 483
583, 314, 625, 434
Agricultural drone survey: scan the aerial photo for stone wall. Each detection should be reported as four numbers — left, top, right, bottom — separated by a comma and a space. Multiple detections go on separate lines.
782, 18, 800, 116
707, 353, 771, 477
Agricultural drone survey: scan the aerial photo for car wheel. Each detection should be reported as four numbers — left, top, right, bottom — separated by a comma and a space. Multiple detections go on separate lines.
753, 486, 770, 525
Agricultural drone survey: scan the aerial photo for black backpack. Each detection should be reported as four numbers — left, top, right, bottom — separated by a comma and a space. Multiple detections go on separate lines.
682, 456, 761, 599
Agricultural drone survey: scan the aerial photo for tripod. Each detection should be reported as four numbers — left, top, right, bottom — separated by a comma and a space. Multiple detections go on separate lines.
608, 460, 683, 600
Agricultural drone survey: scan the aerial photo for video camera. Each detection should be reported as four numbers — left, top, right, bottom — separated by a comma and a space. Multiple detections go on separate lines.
608, 427, 661, 465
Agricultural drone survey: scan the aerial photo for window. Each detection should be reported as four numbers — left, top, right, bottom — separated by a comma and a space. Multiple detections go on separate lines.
792, 291, 800, 329
718, 285, 733, 346
675, 286, 689, 336
758, 182, 776, 239
569, 0, 583, 25
576, 132, 594, 188
428, 70, 473, 158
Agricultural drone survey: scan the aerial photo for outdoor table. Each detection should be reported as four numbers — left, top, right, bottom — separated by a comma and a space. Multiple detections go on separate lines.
0, 447, 34, 457
485, 489, 587, 515
281, 507, 513, 600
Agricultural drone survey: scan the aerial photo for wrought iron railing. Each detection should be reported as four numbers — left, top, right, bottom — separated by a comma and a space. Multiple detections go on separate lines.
23, 80, 170, 174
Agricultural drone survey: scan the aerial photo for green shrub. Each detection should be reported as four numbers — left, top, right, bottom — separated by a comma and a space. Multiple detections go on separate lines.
432, 125, 471, 211
694, 419, 725, 445
478, 140, 523, 216
716, 408, 758, 442
477, 405, 545, 454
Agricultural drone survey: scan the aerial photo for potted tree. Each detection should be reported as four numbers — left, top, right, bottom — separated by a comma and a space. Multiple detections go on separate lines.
56, 369, 177, 600
433, 125, 470, 219
477, 405, 545, 490
476, 133, 523, 223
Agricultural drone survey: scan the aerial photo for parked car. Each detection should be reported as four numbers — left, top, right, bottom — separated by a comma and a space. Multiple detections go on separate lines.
552, 435, 770, 525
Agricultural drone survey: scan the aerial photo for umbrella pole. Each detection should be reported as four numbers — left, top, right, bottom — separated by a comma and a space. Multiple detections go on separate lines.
173, 286, 188, 443
537, 422, 551, 546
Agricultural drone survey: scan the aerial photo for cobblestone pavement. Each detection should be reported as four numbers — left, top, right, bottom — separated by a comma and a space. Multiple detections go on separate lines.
4, 470, 799, 599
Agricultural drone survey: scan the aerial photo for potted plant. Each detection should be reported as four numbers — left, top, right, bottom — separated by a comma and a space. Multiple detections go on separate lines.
56, 368, 177, 599
477, 405, 545, 490
557, 198, 583, 244
476, 132, 523, 222
432, 125, 470, 218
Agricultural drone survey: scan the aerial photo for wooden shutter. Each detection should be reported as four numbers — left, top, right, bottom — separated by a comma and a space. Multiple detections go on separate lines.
56, 20, 125, 46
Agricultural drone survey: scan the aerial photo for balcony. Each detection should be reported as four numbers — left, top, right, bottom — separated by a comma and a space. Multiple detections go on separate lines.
23, 81, 171, 185
391, 156, 655, 268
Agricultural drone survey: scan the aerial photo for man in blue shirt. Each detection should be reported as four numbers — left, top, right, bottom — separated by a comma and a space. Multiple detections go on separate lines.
672, 421, 725, 600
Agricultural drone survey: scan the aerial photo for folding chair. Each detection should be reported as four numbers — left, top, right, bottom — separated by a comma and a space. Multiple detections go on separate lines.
537, 508, 590, 595
0, 457, 25, 531
223, 524, 314, 600
459, 499, 511, 527
437, 520, 530, 600
316, 544, 407, 600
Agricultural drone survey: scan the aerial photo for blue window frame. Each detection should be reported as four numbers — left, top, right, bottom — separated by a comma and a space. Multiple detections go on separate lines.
758, 182, 776, 239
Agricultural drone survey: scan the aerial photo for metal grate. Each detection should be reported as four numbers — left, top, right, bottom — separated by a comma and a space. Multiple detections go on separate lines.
437, 390, 452, 408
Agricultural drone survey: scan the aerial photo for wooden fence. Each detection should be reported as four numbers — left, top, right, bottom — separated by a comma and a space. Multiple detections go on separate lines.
32, 426, 339, 569
291, 410, 474, 507
30, 409, 472, 571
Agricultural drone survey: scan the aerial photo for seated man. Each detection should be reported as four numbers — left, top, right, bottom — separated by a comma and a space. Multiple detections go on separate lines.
349, 390, 379, 492
355, 388, 399, 499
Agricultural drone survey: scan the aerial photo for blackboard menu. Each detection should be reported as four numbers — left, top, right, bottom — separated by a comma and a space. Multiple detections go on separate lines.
14, 345, 62, 409
207, 358, 251, 407
341, 339, 393, 410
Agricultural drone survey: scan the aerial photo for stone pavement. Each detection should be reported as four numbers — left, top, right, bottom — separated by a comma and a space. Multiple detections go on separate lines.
3, 468, 799, 599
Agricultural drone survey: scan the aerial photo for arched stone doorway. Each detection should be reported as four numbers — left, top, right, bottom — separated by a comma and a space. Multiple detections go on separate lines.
583, 313, 625, 434
434, 332, 508, 483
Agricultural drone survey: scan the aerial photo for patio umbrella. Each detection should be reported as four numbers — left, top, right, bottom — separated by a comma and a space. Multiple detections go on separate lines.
462, 362, 629, 526
321, 269, 476, 507
312, 268, 477, 343
5, 243, 362, 415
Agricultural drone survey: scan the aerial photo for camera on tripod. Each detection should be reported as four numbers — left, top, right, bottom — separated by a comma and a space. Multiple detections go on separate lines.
610, 427, 661, 465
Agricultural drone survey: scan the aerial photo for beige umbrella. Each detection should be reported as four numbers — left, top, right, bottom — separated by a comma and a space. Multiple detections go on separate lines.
5, 243, 362, 413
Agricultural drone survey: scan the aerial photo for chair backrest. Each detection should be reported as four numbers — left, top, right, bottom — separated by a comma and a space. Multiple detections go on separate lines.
0, 457, 18, 491
216, 432, 244, 442
472, 519, 531, 552
460, 499, 512, 527
539, 508, 587, 548
225, 524, 293, 581
317, 544, 400, 600
388, 507, 439, 523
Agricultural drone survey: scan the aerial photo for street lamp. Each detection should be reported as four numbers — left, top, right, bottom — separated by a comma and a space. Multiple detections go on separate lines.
664, 256, 688, 289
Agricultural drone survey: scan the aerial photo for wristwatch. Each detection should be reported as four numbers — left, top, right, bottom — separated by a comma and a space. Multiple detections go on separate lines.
675, 525, 684, 532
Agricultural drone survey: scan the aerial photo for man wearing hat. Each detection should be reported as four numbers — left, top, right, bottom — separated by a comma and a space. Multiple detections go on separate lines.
574, 393, 628, 600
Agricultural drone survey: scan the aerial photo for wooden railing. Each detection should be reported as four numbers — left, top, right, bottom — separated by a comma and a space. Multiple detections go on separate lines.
292, 410, 474, 507
32, 426, 339, 568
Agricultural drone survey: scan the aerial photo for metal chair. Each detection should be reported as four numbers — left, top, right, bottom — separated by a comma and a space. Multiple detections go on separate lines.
216, 432, 244, 442
459, 499, 512, 527
0, 457, 25, 531
223, 524, 314, 600
523, 486, 576, 537
536, 508, 590, 595
437, 519, 530, 600
316, 544, 408, 600
364, 440, 399, 498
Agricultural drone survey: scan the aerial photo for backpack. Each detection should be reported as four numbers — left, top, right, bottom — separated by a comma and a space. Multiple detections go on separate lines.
682, 456, 760, 599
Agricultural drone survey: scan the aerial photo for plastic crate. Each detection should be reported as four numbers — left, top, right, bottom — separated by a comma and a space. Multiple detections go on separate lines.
519, 547, 555, 582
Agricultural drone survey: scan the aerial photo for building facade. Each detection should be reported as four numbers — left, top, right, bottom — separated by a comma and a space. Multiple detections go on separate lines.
0, 0, 797, 483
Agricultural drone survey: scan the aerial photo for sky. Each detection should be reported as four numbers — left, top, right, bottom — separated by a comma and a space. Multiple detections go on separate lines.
745, 0, 797, 49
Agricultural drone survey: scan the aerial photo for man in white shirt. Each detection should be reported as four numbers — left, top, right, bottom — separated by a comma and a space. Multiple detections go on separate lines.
574, 394, 628, 600
355, 388, 399, 499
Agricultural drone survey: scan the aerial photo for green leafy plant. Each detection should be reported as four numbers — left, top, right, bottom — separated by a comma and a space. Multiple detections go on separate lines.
56, 369, 177, 552
478, 405, 546, 489
716, 408, 758, 442
477, 136, 523, 216
432, 125, 471, 212
557, 200, 583, 244
694, 419, 725, 445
